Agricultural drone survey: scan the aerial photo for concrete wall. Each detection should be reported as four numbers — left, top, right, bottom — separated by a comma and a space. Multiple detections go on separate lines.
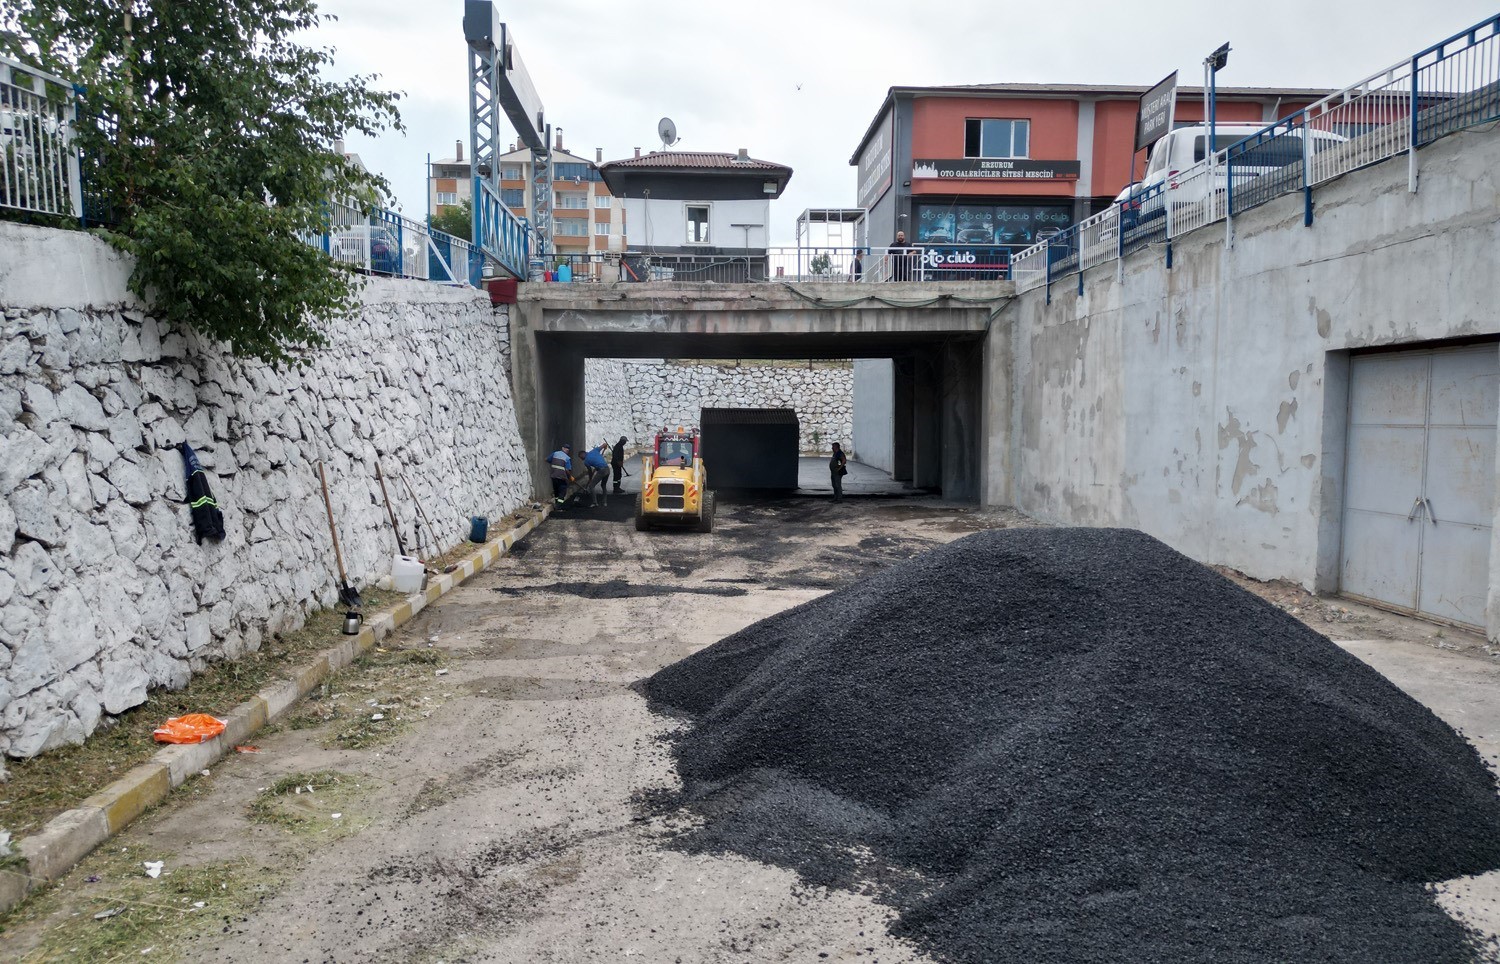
993, 126, 1500, 635
0, 222, 532, 758
852, 359, 894, 473
583, 357, 632, 448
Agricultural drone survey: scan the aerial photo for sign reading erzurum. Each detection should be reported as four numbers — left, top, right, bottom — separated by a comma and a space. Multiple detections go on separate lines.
856, 110, 895, 210
911, 158, 1081, 181
1136, 71, 1178, 153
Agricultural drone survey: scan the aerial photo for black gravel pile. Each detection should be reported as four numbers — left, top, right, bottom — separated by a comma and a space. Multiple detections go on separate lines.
642, 527, 1500, 963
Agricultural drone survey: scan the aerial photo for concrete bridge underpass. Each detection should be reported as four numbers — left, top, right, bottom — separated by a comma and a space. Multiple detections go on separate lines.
509, 280, 1014, 501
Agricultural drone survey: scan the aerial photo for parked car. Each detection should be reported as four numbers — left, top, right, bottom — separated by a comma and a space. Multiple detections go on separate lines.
956, 223, 995, 244
1127, 123, 1347, 224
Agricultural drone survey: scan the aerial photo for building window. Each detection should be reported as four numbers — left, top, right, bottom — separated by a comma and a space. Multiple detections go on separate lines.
964, 118, 1030, 159
436, 192, 461, 206
594, 221, 611, 236
500, 188, 526, 208
593, 195, 612, 209
555, 192, 589, 209
500, 163, 523, 181
554, 162, 601, 182
555, 219, 588, 236
686, 204, 710, 243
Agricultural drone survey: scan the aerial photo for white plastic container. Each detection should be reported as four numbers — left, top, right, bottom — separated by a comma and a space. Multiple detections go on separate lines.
391, 554, 424, 594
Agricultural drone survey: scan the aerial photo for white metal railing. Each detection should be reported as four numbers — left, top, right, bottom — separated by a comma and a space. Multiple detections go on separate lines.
540, 246, 1013, 284
1011, 13, 1500, 295
0, 54, 81, 219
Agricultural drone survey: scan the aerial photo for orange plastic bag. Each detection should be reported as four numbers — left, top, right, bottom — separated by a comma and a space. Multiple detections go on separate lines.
152, 714, 227, 744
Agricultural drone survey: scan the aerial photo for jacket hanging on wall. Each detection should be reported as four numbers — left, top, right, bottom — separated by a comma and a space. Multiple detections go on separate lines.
179, 441, 225, 544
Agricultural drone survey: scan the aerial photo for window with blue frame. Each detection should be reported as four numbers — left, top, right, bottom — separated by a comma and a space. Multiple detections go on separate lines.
501, 188, 526, 208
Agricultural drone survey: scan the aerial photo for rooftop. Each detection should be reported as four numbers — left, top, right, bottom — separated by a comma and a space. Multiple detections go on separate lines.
600, 150, 792, 174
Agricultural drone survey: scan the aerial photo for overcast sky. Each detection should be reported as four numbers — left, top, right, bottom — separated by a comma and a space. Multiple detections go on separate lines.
314, 0, 1496, 244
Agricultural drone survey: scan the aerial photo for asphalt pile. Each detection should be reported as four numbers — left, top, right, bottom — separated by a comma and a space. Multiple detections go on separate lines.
641, 527, 1500, 963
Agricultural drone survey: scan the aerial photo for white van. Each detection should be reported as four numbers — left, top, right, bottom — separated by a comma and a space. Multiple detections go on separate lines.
1118, 123, 1347, 224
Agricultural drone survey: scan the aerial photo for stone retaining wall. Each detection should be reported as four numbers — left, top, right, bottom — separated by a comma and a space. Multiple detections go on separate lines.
588, 360, 854, 453
0, 222, 531, 759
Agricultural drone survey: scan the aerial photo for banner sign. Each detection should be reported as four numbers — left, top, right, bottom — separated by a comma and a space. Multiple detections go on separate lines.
856, 111, 895, 209
914, 202, 1073, 246
1136, 71, 1178, 153
911, 158, 1081, 181
918, 244, 1012, 279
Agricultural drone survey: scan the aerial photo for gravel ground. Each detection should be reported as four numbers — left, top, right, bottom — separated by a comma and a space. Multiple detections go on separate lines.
643, 527, 1500, 964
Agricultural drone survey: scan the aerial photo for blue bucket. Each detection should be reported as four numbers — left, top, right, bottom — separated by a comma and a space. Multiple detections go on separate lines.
469, 516, 489, 543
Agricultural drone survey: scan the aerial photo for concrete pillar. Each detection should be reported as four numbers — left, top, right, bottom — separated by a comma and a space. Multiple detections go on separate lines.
510, 297, 586, 498
892, 356, 915, 483
941, 341, 982, 502
981, 315, 1014, 506
912, 349, 941, 490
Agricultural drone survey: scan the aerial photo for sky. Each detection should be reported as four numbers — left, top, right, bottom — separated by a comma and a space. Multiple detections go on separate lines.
312, 0, 1497, 244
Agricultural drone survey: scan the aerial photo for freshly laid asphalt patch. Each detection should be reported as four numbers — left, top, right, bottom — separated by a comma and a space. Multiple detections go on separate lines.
491, 580, 748, 600
641, 527, 1500, 963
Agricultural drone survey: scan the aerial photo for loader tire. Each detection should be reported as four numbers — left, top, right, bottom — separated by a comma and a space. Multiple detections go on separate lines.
696, 492, 715, 533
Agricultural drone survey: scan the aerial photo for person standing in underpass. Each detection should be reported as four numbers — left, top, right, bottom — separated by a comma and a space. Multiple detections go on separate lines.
548, 444, 573, 505
830, 441, 848, 503
611, 436, 628, 494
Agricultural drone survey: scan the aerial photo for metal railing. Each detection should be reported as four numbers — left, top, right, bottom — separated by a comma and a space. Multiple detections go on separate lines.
538, 245, 1016, 284
310, 199, 478, 285
1013, 12, 1500, 295
0, 54, 81, 219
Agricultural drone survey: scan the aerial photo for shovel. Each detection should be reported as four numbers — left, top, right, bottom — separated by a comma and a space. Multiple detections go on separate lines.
317, 462, 362, 607
375, 462, 406, 555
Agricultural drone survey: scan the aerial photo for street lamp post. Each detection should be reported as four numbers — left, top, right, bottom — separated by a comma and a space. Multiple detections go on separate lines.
1204, 43, 1230, 216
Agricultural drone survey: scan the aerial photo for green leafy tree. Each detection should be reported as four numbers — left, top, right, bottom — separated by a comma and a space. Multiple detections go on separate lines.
429, 197, 473, 242
1, 1, 402, 364
808, 252, 833, 276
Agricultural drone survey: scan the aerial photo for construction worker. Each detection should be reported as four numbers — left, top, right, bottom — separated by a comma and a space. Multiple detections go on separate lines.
611, 436, 628, 494
583, 442, 611, 506
830, 441, 848, 502
548, 444, 573, 504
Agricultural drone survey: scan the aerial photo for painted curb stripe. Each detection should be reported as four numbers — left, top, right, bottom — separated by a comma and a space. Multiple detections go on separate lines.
0, 505, 552, 913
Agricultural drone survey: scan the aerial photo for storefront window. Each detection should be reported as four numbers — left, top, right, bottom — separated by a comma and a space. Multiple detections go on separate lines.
914, 202, 1072, 246
964, 119, 1030, 159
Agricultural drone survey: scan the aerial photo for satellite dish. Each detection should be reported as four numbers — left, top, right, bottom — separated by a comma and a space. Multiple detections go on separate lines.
658, 117, 678, 149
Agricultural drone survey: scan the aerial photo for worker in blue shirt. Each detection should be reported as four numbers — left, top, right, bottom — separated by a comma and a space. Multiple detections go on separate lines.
583, 441, 611, 507
548, 444, 573, 504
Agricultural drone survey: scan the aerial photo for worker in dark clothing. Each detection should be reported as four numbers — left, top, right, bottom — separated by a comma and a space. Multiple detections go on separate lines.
830, 442, 848, 502
548, 444, 573, 505
611, 436, 628, 493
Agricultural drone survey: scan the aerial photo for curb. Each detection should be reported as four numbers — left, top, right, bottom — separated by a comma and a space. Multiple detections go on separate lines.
0, 504, 552, 916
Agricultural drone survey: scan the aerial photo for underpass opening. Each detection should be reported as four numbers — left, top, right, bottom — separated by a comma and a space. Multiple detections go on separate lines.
575, 353, 974, 504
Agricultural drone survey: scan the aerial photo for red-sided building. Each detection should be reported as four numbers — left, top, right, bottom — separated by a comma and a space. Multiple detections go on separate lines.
850, 83, 1334, 250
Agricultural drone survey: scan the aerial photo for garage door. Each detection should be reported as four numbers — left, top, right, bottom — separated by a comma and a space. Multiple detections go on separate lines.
1341, 344, 1498, 629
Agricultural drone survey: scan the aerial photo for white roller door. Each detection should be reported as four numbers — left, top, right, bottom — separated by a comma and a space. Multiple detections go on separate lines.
1341, 345, 1498, 629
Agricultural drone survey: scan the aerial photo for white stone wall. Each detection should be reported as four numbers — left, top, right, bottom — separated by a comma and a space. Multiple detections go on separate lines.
0, 222, 531, 758
586, 360, 853, 454
583, 357, 632, 448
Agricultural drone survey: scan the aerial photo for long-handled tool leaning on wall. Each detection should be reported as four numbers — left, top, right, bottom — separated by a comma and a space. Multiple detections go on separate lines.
316, 461, 363, 608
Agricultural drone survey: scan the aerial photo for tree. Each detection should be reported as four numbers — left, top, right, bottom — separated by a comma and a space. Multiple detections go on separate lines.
1, 1, 402, 365
429, 197, 473, 242
808, 252, 833, 277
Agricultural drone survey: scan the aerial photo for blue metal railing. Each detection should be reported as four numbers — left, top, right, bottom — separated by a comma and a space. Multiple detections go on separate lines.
474, 178, 529, 281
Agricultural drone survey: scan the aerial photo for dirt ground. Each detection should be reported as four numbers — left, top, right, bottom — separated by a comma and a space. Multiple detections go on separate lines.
1, 492, 1496, 963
